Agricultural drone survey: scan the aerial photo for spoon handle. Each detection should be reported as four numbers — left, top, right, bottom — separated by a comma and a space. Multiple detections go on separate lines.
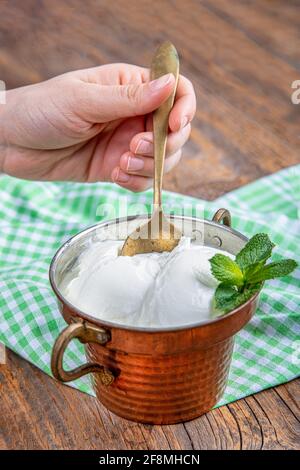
150, 42, 179, 208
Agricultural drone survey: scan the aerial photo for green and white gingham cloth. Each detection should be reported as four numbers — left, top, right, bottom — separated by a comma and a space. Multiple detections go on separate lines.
0, 165, 299, 406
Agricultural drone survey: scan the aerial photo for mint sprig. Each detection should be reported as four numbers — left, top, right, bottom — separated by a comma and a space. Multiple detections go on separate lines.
209, 233, 297, 315
210, 254, 244, 288
236, 233, 274, 270
214, 283, 261, 314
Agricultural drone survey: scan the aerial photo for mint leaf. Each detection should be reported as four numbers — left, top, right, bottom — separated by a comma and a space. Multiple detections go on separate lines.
213, 283, 238, 312
243, 260, 266, 280
214, 282, 260, 315
210, 254, 244, 287
247, 259, 298, 283
236, 233, 275, 271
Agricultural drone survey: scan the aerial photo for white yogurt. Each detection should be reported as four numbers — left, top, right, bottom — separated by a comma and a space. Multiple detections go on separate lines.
62, 238, 232, 328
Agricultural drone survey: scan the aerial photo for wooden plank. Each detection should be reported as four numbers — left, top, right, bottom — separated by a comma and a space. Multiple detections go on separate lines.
0, 0, 299, 449
1, 351, 299, 449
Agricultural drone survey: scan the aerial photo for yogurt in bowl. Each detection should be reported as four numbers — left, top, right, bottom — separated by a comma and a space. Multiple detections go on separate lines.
62, 237, 233, 328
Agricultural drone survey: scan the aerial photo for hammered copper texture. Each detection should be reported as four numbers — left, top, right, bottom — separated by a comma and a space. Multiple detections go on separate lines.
87, 338, 234, 424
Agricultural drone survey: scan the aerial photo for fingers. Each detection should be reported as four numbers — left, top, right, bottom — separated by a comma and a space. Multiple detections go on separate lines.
119, 149, 182, 178
75, 73, 176, 123
111, 167, 153, 192
112, 149, 182, 191
71, 63, 150, 86
129, 123, 191, 157
168, 75, 196, 132
110, 123, 188, 191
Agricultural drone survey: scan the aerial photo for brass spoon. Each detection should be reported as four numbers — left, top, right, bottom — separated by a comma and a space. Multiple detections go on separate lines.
120, 41, 182, 256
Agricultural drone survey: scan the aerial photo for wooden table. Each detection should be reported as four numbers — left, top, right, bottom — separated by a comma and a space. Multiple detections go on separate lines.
0, 0, 299, 450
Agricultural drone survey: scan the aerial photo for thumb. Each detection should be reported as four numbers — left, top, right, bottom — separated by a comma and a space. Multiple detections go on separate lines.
78, 73, 175, 122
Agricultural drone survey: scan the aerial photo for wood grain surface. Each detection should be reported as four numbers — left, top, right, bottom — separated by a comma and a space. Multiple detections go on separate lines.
0, 0, 299, 450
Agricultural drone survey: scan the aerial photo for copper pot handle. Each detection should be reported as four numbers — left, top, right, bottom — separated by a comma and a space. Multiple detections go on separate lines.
212, 208, 231, 227
51, 322, 114, 386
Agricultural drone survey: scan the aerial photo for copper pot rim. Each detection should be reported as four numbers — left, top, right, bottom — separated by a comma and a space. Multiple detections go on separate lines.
49, 214, 259, 333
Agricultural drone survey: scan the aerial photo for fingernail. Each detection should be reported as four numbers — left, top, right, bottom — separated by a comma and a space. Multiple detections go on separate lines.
135, 139, 152, 155
181, 116, 189, 129
149, 73, 173, 91
127, 156, 144, 171
114, 168, 130, 183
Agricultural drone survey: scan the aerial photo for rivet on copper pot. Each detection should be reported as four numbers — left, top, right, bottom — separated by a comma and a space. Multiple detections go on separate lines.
212, 236, 222, 247
101, 369, 115, 386
97, 332, 110, 343
192, 229, 203, 242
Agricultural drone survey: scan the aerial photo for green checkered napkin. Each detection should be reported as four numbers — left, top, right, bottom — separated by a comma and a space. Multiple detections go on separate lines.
0, 165, 299, 406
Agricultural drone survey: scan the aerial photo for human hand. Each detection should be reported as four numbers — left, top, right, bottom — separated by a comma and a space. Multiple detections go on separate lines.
0, 64, 196, 191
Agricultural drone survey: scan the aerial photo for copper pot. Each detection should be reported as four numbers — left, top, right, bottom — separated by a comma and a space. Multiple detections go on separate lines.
50, 209, 259, 424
